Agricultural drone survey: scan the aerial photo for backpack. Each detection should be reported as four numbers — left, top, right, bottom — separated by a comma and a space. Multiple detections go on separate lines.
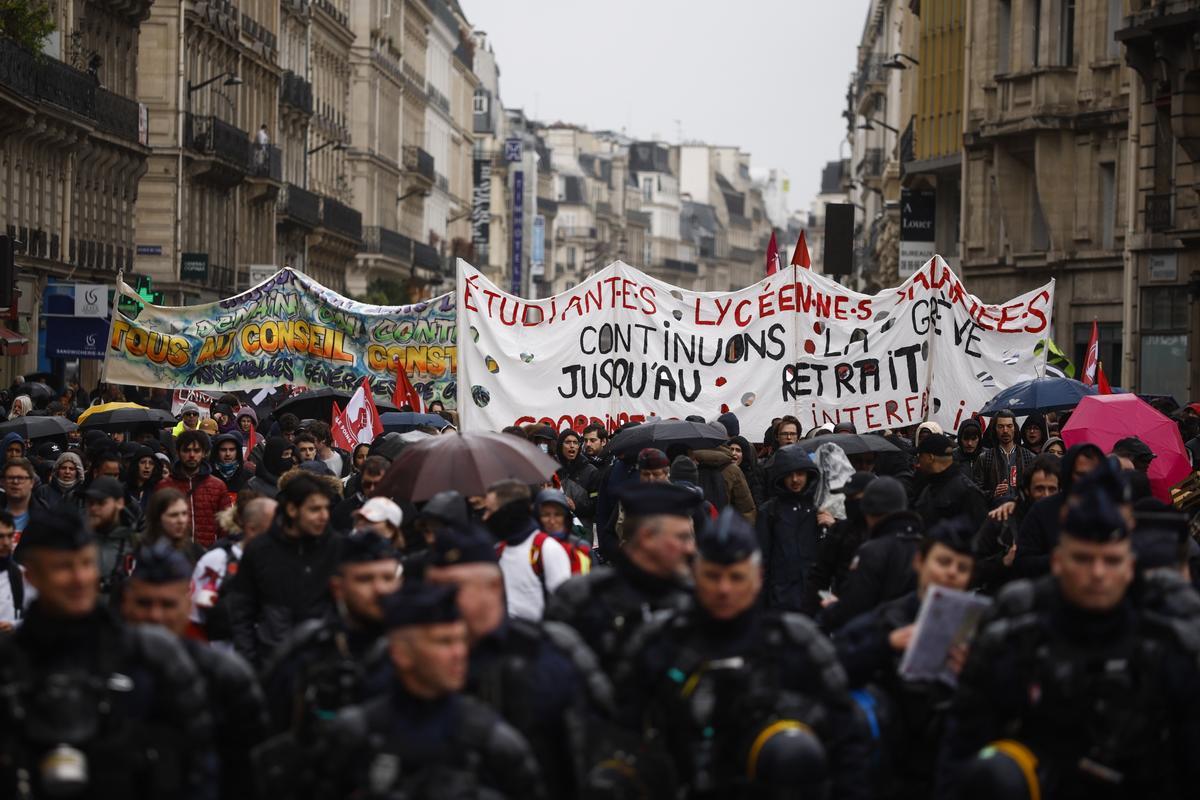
495, 531, 593, 580
203, 543, 241, 641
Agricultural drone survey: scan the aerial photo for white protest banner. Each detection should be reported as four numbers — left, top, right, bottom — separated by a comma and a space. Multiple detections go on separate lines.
456, 257, 1054, 435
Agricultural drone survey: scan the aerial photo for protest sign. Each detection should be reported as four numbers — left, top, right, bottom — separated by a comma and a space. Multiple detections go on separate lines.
456, 257, 1054, 434
171, 388, 219, 417
104, 268, 457, 408
897, 586, 992, 687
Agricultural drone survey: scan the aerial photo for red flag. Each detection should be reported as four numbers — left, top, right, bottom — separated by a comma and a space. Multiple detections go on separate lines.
1081, 320, 1099, 386
790, 230, 811, 269
392, 359, 423, 412
334, 378, 384, 450
243, 420, 255, 461
765, 231, 780, 276
1097, 363, 1113, 395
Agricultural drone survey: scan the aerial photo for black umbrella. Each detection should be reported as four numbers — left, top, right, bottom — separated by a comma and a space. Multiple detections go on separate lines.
607, 419, 730, 456
380, 412, 449, 433
78, 407, 176, 432
796, 433, 901, 456
378, 431, 559, 502
23, 372, 62, 391
273, 387, 399, 421
15, 382, 53, 402
0, 415, 77, 440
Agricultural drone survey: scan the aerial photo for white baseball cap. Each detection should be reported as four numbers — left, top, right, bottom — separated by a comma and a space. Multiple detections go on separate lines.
355, 497, 403, 529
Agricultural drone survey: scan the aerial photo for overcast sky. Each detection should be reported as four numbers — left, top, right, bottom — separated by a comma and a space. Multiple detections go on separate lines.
466, 0, 871, 216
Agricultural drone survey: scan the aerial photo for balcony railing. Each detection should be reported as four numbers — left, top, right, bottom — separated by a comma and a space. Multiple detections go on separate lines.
363, 226, 413, 262
277, 183, 321, 228
313, 0, 348, 27
281, 70, 313, 114
558, 226, 597, 240
413, 241, 440, 270
95, 87, 140, 142
403, 145, 435, 183
320, 196, 362, 241
251, 144, 283, 181
663, 258, 699, 274
185, 113, 251, 170
427, 84, 451, 114
1146, 193, 1174, 232
36, 54, 96, 117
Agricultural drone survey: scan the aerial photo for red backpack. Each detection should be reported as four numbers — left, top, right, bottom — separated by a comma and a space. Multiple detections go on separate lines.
495, 531, 593, 578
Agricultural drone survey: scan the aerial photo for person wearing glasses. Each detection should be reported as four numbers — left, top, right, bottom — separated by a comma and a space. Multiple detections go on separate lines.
172, 400, 203, 438
1, 458, 36, 540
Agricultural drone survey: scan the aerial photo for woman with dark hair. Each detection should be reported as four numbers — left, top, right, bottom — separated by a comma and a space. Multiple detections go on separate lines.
728, 434, 767, 507
143, 487, 205, 565
125, 444, 164, 514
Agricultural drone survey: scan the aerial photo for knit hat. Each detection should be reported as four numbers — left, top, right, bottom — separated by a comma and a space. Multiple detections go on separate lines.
637, 448, 670, 471
669, 455, 700, 485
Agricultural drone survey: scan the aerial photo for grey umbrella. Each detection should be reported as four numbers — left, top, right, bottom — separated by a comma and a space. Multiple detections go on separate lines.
378, 431, 559, 502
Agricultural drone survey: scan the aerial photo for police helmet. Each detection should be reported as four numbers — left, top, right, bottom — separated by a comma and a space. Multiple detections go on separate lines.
960, 740, 1041, 800
746, 720, 828, 794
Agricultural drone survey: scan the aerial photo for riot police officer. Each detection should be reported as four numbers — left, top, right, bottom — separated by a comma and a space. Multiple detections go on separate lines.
425, 525, 613, 797
259, 530, 401, 734
119, 541, 269, 799
0, 507, 214, 798
834, 517, 977, 799
937, 479, 1200, 800
614, 508, 871, 800
545, 481, 700, 671
319, 581, 547, 799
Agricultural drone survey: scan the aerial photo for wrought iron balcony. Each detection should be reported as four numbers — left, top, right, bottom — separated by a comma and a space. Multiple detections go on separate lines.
663, 258, 699, 274
320, 196, 362, 242
277, 183, 321, 229
251, 144, 283, 181
36, 54, 96, 117
0, 37, 36, 97
185, 113, 250, 170
95, 87, 141, 143
413, 241, 440, 271
281, 70, 313, 115
363, 226, 413, 262
1146, 193, 1174, 232
403, 145, 435, 185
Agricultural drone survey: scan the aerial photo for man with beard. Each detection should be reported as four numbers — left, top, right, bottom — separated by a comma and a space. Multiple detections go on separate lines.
157, 430, 233, 549
259, 532, 399, 735
972, 409, 1036, 500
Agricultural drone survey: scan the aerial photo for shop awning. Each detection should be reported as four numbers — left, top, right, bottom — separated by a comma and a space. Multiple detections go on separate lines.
0, 325, 29, 356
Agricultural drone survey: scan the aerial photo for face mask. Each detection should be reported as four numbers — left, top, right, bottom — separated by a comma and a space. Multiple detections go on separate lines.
485, 500, 533, 540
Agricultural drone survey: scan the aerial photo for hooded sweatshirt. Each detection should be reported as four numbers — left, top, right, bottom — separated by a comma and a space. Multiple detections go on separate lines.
1020, 413, 1049, 453
32, 452, 84, 510
730, 434, 768, 507
210, 432, 249, 495
954, 418, 983, 475
246, 436, 295, 499
755, 445, 822, 612
1013, 443, 1105, 578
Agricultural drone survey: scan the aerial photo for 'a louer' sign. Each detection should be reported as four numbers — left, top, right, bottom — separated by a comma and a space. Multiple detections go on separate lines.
456, 257, 1054, 434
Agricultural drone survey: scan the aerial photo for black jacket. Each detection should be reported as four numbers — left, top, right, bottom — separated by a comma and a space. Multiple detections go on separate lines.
0, 604, 214, 797
800, 507, 870, 617
1012, 443, 1106, 579
821, 510, 924, 633
755, 444, 823, 613
973, 443, 1037, 499
913, 465, 987, 531
226, 521, 342, 667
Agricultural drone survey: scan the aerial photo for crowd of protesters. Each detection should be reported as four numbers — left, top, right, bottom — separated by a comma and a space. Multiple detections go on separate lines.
2, 375, 1200, 799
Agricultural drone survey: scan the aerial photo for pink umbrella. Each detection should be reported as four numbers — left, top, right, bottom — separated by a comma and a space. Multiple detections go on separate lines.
1061, 393, 1192, 502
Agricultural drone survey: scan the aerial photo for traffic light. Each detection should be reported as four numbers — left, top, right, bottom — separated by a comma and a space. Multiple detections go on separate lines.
0, 235, 14, 309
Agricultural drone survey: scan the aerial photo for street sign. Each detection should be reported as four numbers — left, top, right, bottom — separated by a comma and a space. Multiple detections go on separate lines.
181, 252, 209, 283
510, 171, 524, 294
74, 283, 107, 317
900, 189, 936, 278
136, 244, 162, 256
504, 138, 523, 162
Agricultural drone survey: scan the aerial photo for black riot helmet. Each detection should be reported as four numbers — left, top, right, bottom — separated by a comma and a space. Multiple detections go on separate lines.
959, 740, 1041, 800
746, 720, 828, 797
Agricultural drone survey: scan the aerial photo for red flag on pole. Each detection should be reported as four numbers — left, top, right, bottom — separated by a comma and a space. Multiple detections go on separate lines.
1081, 320, 1099, 386
790, 230, 811, 269
765, 231, 780, 276
392, 359, 423, 412
334, 378, 384, 450
1097, 363, 1113, 395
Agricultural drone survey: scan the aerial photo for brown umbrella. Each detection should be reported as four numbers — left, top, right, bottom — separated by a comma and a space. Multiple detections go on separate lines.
377, 430, 560, 502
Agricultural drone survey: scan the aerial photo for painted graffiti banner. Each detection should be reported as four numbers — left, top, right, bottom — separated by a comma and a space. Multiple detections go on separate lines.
456, 257, 1054, 434
103, 268, 457, 407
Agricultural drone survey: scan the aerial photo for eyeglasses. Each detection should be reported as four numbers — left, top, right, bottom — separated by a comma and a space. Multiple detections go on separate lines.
4, 475, 30, 483
183, 412, 199, 417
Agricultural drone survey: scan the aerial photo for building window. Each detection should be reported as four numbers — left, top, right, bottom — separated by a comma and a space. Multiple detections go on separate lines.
1058, 0, 1075, 66
1029, 0, 1042, 68
998, 0, 1012, 74
567, 246, 576, 269
1100, 162, 1116, 250
1142, 287, 1189, 331
642, 177, 653, 202
1074, 322, 1123, 386
1106, 0, 1122, 59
